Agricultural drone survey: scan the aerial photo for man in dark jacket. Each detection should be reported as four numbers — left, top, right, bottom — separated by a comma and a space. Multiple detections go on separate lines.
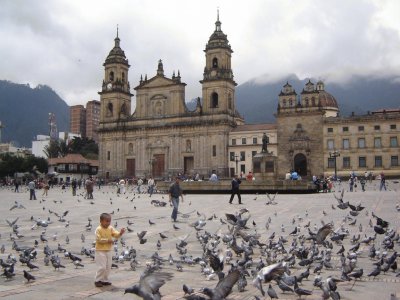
229, 175, 242, 204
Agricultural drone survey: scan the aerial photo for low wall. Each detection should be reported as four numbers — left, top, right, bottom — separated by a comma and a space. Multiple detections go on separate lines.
157, 179, 317, 194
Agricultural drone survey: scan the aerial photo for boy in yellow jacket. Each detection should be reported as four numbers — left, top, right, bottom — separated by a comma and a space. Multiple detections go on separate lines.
94, 213, 125, 287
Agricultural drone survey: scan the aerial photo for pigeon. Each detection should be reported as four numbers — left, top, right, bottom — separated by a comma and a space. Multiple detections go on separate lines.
267, 284, 279, 299
10, 201, 26, 211
23, 270, 36, 282
124, 271, 173, 299
183, 283, 194, 295
200, 269, 240, 299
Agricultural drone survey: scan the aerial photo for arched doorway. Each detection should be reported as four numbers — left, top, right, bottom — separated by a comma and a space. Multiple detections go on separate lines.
294, 153, 307, 176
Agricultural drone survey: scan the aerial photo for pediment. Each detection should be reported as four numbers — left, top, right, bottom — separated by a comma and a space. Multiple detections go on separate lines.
140, 76, 176, 88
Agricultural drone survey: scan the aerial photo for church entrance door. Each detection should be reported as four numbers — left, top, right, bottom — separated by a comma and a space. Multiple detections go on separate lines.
126, 159, 135, 177
153, 154, 165, 178
184, 157, 194, 175
294, 153, 307, 176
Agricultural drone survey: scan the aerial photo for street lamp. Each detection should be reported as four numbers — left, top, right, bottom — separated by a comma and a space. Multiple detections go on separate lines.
234, 154, 239, 175
329, 150, 340, 180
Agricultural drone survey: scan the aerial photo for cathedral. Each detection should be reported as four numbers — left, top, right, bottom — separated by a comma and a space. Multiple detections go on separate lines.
98, 16, 400, 180
98, 15, 244, 179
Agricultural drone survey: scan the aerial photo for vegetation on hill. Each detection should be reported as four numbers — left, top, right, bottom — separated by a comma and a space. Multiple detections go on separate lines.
0, 80, 69, 147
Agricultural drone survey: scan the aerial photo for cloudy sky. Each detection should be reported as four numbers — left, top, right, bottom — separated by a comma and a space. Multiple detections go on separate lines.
1, 0, 400, 105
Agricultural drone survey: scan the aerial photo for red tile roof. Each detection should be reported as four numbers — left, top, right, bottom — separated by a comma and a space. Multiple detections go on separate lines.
48, 153, 99, 167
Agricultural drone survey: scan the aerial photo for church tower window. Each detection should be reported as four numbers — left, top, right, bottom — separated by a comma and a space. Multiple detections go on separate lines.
305, 98, 309, 107
109, 71, 114, 81
289, 99, 293, 107
107, 103, 113, 116
311, 97, 316, 106
212, 57, 218, 68
211, 92, 219, 108
122, 72, 125, 82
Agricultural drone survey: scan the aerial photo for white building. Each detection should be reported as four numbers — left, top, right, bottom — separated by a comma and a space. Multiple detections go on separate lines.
31, 132, 81, 158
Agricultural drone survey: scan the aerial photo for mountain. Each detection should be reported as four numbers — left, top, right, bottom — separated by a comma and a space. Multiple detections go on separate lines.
235, 74, 400, 124
0, 80, 69, 147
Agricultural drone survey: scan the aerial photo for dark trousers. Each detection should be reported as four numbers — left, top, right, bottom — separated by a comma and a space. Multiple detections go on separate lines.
29, 189, 36, 200
229, 190, 241, 203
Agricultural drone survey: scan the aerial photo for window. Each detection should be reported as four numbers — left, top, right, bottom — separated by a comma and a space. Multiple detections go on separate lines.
107, 151, 111, 160
343, 157, 350, 168
289, 99, 293, 106
240, 164, 246, 174
211, 92, 218, 108
358, 138, 365, 148
232, 139, 236, 146
343, 127, 349, 132
391, 156, 399, 167
230, 152, 235, 162
359, 156, 366, 167
374, 137, 381, 148
328, 158, 335, 168
69, 164, 78, 172
390, 137, 398, 147
282, 100, 286, 107
358, 126, 364, 131
240, 151, 245, 161
374, 156, 382, 167
390, 124, 396, 130
327, 128, 333, 133
242, 138, 247, 145
252, 151, 257, 157
374, 125, 380, 130
253, 137, 257, 144
305, 98, 309, 106
122, 72, 125, 82
327, 139, 334, 150
212, 57, 218, 68
58, 164, 65, 172
212, 145, 216, 157
109, 71, 114, 81
342, 139, 350, 149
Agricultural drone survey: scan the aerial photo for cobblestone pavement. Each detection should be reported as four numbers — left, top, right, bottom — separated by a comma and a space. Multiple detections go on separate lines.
0, 179, 399, 300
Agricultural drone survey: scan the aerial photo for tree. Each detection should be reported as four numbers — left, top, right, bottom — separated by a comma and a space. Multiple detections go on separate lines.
43, 140, 61, 158
0, 153, 47, 178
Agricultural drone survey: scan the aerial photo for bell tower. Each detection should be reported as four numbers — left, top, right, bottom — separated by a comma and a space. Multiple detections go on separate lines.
200, 11, 236, 115
99, 28, 132, 122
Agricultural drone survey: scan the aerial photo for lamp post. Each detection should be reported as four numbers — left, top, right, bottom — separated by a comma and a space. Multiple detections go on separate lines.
329, 150, 340, 180
234, 154, 239, 175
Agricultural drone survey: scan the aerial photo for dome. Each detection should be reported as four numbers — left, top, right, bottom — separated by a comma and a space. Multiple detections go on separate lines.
205, 14, 232, 52
318, 90, 338, 109
104, 36, 129, 66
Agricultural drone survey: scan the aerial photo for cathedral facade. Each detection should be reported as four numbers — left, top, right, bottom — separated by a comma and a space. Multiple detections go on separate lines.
98, 17, 243, 179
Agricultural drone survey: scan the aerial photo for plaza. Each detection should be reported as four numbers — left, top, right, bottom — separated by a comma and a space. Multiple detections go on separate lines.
0, 180, 399, 300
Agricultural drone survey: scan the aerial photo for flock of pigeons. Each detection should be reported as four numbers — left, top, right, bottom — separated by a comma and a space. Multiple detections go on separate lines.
1, 181, 399, 300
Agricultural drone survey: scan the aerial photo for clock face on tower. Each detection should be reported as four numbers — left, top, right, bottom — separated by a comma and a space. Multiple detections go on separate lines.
107, 83, 112, 90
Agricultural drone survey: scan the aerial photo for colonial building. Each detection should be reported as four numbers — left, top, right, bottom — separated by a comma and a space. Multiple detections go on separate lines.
98, 16, 244, 179
228, 124, 277, 177
97, 17, 400, 180
323, 109, 400, 177
276, 80, 339, 178
48, 153, 98, 182
275, 81, 400, 178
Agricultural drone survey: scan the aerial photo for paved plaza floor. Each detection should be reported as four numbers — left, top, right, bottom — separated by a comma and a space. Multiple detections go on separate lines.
0, 180, 399, 300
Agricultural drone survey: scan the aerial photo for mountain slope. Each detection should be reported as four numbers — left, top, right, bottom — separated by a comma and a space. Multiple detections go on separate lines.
0, 80, 69, 147
235, 75, 400, 124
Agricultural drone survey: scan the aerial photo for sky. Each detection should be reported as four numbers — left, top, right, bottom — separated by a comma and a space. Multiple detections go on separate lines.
1, 0, 400, 106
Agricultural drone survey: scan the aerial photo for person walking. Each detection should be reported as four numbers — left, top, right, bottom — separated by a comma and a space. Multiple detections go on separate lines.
169, 177, 184, 222
42, 182, 50, 196
14, 180, 19, 193
28, 180, 37, 200
379, 173, 387, 191
137, 178, 143, 193
94, 213, 125, 287
349, 176, 354, 192
360, 177, 366, 192
229, 174, 242, 204
147, 176, 155, 197
71, 178, 77, 196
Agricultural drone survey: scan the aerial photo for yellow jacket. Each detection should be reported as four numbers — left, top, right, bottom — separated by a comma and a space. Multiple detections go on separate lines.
95, 225, 121, 251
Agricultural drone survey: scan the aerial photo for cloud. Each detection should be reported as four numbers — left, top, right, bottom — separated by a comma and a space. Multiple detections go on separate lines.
0, 0, 400, 105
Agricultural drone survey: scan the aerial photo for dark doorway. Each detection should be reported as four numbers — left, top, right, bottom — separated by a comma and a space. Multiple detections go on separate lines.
126, 159, 135, 177
294, 153, 307, 176
184, 157, 194, 175
153, 154, 165, 178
